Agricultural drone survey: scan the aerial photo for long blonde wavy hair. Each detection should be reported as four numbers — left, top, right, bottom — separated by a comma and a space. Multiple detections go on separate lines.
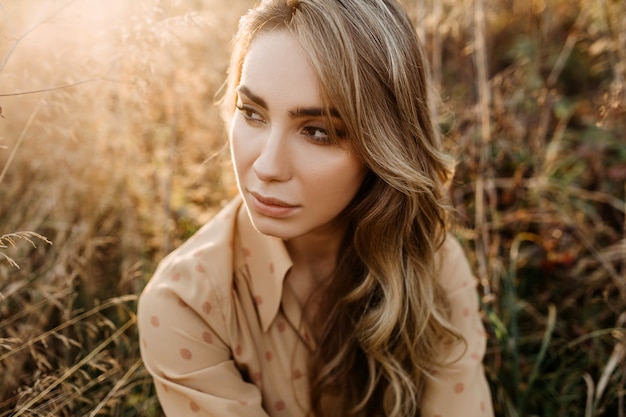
222, 1, 463, 416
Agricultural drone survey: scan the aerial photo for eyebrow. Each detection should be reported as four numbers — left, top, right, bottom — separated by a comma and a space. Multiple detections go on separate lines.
236, 85, 340, 119
236, 85, 267, 109
290, 106, 340, 119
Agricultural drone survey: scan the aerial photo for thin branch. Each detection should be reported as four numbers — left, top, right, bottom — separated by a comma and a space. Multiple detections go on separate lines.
0, 76, 134, 97
546, 8, 586, 87
0, 95, 45, 185
0, 0, 80, 73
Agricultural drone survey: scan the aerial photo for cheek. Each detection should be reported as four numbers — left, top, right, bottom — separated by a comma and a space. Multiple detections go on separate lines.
308, 155, 365, 201
230, 119, 253, 173
340, 158, 367, 203
344, 165, 367, 200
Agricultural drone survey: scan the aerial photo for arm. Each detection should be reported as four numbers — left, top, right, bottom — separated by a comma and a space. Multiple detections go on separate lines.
421, 237, 494, 417
137, 264, 269, 417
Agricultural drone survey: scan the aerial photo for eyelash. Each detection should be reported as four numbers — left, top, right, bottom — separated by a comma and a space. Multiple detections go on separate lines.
301, 126, 333, 144
235, 104, 265, 124
235, 104, 343, 145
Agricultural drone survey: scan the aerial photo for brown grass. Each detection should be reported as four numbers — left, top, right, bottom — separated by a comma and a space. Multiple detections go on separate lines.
0, 0, 624, 416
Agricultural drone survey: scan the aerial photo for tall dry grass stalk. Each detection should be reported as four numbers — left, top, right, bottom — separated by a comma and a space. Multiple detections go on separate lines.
472, 0, 495, 302
0, 232, 51, 271
0, 0, 624, 416
0, 0, 248, 415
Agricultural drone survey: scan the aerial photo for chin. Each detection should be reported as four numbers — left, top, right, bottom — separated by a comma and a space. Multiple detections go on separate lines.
254, 226, 297, 241
248, 214, 297, 241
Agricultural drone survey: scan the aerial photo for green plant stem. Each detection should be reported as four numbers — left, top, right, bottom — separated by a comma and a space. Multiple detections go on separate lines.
507, 233, 543, 413
520, 303, 557, 415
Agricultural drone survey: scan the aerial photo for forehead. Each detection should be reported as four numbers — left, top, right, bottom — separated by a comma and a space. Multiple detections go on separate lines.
239, 30, 322, 107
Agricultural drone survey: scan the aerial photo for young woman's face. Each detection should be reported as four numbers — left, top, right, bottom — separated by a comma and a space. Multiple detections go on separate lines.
230, 30, 366, 242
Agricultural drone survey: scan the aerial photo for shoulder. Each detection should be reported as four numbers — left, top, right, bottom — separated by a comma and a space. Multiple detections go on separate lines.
139, 198, 243, 319
423, 235, 494, 415
435, 234, 477, 294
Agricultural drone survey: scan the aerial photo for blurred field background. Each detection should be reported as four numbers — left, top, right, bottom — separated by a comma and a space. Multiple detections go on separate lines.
0, 0, 624, 416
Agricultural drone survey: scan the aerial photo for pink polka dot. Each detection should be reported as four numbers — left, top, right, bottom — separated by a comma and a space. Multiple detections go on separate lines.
252, 371, 262, 382
190, 401, 200, 412
254, 295, 263, 305
150, 316, 160, 327
202, 331, 213, 344
265, 351, 273, 361
234, 345, 242, 356
454, 382, 465, 394
269, 263, 275, 273
481, 401, 486, 412
477, 328, 486, 337
239, 400, 249, 406
463, 307, 471, 317
471, 352, 482, 361
292, 369, 303, 379
202, 301, 212, 314
277, 321, 286, 332
172, 273, 181, 281
243, 248, 251, 257
195, 264, 206, 273
141, 338, 147, 348
462, 280, 470, 287
275, 400, 285, 411
180, 348, 193, 360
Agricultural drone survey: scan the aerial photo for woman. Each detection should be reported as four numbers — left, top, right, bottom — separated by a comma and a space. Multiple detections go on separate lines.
137, 0, 494, 416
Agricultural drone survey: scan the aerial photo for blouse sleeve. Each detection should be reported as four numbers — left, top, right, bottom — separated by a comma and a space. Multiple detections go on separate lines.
137, 260, 269, 417
421, 236, 494, 417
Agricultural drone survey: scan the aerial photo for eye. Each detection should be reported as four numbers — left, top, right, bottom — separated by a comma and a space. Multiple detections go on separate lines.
301, 125, 332, 144
236, 104, 265, 124
301, 124, 346, 145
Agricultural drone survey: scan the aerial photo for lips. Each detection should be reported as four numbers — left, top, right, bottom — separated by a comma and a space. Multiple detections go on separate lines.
251, 192, 296, 207
249, 191, 299, 218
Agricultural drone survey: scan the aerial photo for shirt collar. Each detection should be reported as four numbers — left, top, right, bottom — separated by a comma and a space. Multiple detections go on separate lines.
236, 201, 293, 332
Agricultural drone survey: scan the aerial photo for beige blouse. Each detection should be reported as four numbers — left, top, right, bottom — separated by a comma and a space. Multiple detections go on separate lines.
138, 197, 494, 417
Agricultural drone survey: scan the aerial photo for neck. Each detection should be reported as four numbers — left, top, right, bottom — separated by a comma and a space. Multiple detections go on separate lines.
283, 224, 346, 310
285, 226, 345, 278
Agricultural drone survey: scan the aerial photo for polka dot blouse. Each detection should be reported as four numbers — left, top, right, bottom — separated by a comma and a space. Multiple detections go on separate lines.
137, 197, 494, 416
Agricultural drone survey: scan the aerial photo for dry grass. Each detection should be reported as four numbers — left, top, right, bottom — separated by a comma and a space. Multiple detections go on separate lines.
0, 0, 624, 416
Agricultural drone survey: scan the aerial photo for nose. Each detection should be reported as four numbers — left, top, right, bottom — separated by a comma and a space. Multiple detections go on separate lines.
252, 127, 292, 182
